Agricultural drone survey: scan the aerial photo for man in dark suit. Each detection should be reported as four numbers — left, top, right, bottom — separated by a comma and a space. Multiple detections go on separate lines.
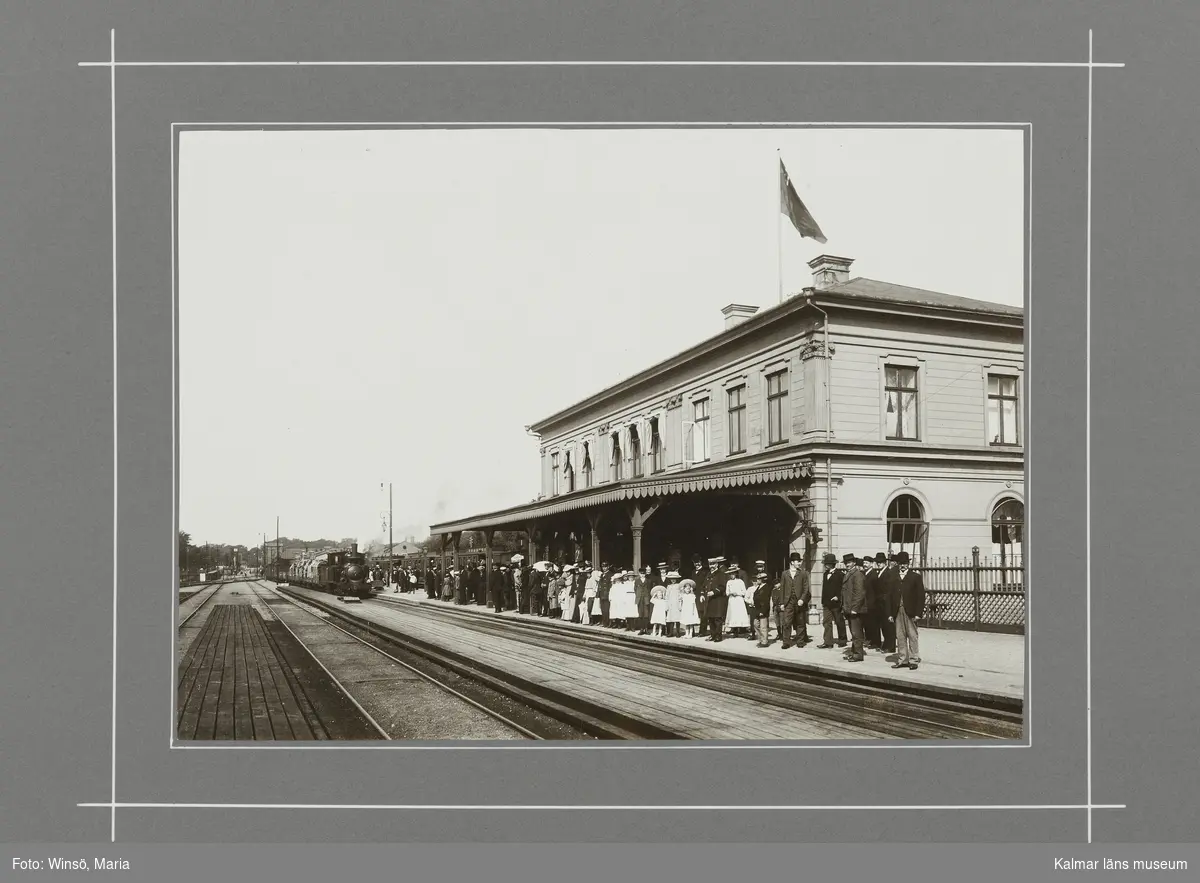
704, 556, 728, 641
817, 553, 847, 649
634, 565, 652, 634
778, 551, 812, 649
842, 554, 867, 662
530, 565, 547, 616
888, 551, 926, 670
598, 564, 614, 627
861, 553, 884, 650
693, 556, 711, 636
572, 561, 588, 622
877, 552, 900, 653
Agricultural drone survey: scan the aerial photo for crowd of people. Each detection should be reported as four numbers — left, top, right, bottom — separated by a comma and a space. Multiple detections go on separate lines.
375, 547, 928, 671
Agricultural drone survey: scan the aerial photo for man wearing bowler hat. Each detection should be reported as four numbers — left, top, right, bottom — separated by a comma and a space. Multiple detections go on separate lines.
878, 552, 900, 653
888, 551, 927, 670
778, 551, 811, 649
817, 553, 847, 649
704, 555, 728, 641
862, 553, 886, 650
842, 554, 867, 662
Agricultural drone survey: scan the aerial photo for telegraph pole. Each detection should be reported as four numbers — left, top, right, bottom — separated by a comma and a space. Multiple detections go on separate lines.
276, 516, 281, 581
388, 483, 395, 590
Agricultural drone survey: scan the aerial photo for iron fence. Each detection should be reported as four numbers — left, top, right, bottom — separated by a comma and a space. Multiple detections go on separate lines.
919, 550, 1025, 634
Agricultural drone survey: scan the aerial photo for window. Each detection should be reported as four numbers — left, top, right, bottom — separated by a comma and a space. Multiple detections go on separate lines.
727, 386, 747, 454
988, 374, 1020, 445
766, 369, 789, 445
991, 498, 1024, 564
666, 404, 683, 465
582, 443, 593, 488
650, 419, 664, 473
630, 426, 643, 478
564, 452, 575, 493
551, 452, 560, 495
885, 365, 919, 440
886, 494, 927, 562
611, 433, 622, 482
692, 399, 710, 462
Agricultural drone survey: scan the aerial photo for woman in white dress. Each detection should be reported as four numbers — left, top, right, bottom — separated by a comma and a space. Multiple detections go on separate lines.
582, 570, 599, 625
678, 578, 701, 637
619, 572, 638, 628
664, 572, 683, 638
722, 565, 752, 635
559, 566, 576, 622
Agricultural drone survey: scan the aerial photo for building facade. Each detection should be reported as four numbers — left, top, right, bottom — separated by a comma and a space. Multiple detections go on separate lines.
430, 255, 1024, 599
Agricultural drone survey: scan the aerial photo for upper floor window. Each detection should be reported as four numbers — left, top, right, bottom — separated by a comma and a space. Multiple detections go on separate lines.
630, 426, 644, 478
766, 369, 789, 445
885, 365, 919, 440
650, 418, 664, 473
582, 443, 593, 488
551, 452, 560, 495
610, 433, 622, 482
727, 385, 747, 454
988, 374, 1020, 445
692, 398, 710, 462
564, 452, 575, 493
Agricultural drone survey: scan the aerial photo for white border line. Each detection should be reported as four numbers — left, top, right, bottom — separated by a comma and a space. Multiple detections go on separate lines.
86, 36, 1115, 837
79, 802, 1125, 811
80, 59, 1124, 68
1085, 28, 1094, 846
170, 120, 1032, 753
108, 27, 118, 846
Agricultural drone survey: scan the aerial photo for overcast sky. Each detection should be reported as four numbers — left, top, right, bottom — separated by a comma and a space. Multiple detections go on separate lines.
178, 127, 1024, 549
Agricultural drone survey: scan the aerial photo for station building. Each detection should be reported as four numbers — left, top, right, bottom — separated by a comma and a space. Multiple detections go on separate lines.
429, 255, 1024, 598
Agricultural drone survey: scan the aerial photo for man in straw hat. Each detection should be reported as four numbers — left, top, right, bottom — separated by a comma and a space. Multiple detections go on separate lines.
888, 551, 926, 670
506, 554, 528, 614
816, 552, 848, 649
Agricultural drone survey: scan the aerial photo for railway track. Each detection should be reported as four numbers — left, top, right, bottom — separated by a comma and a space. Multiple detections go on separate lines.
398, 602, 1021, 740
274, 585, 687, 739
251, 583, 544, 741
178, 581, 225, 627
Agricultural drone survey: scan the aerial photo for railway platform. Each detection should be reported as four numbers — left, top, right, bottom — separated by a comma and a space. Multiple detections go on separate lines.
376, 592, 1025, 704
175, 581, 384, 741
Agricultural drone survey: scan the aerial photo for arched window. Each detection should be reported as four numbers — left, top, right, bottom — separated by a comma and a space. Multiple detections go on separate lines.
887, 494, 928, 563
990, 498, 1024, 564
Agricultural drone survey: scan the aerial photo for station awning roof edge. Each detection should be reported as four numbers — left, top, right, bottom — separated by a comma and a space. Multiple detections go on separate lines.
430, 458, 814, 535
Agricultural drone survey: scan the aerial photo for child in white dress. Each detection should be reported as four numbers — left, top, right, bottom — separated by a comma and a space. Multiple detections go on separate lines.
649, 585, 667, 636
678, 579, 701, 637
664, 572, 683, 638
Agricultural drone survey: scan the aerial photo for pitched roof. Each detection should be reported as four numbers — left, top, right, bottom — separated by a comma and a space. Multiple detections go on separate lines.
823, 277, 1023, 317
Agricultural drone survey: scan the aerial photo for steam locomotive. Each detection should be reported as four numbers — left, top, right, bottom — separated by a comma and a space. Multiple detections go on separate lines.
286, 543, 375, 602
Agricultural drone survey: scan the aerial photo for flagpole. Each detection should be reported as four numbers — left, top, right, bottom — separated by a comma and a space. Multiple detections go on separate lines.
776, 150, 783, 304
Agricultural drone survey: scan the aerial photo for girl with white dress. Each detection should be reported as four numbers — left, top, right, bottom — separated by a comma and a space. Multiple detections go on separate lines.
678, 579, 701, 637
723, 569, 752, 634
649, 586, 668, 636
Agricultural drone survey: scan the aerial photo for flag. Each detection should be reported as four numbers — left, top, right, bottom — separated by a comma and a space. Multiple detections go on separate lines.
779, 159, 827, 244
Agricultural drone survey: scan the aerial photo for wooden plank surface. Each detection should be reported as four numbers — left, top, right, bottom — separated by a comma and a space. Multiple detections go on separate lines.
353, 599, 877, 740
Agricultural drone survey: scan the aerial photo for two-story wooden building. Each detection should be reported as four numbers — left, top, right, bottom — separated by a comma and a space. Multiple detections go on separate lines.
429, 255, 1024, 597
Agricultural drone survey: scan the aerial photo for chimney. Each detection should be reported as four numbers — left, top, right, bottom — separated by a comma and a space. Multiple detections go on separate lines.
807, 254, 855, 289
721, 303, 760, 330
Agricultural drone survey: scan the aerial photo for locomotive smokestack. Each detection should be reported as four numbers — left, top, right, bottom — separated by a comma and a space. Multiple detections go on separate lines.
350, 542, 359, 554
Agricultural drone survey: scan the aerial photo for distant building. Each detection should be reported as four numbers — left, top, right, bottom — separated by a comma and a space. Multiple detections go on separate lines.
430, 255, 1023, 588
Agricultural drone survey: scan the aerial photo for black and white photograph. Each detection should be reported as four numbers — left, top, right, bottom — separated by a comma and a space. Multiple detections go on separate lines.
176, 126, 1027, 743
